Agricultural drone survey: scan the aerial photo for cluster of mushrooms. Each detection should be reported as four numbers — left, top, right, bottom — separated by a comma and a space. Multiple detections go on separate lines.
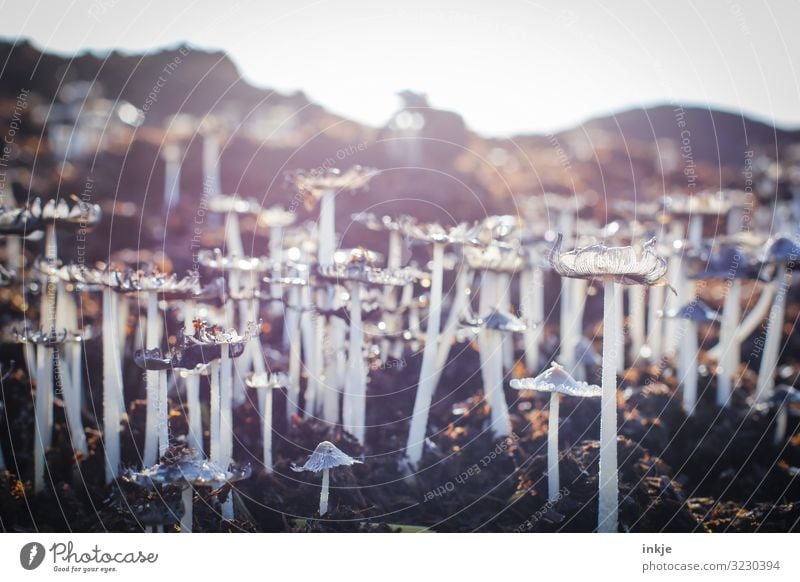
1, 162, 798, 532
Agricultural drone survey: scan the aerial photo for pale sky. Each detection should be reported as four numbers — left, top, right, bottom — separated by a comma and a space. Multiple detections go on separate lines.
1, 0, 799, 136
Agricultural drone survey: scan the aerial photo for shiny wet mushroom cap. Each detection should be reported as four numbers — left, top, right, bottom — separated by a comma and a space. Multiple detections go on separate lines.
550, 233, 671, 288
291, 441, 361, 473
510, 363, 602, 398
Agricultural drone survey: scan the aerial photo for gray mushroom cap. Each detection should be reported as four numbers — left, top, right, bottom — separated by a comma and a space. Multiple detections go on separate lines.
510, 363, 602, 397
125, 456, 252, 489
291, 441, 362, 473
291, 166, 375, 199
549, 233, 671, 288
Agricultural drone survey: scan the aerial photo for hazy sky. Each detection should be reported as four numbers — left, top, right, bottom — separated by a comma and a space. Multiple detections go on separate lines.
1, 0, 799, 135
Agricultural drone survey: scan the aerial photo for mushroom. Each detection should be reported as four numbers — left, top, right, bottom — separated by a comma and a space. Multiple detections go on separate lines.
291, 441, 361, 516
265, 266, 309, 422
688, 244, 762, 406
511, 363, 601, 501
111, 267, 200, 466
245, 372, 288, 473
550, 234, 670, 532
13, 327, 92, 492
133, 347, 173, 464
178, 363, 212, 455
290, 167, 375, 267
665, 300, 719, 415
32, 262, 96, 461
316, 249, 415, 442
400, 219, 473, 466
125, 449, 252, 532
462, 309, 527, 437
755, 236, 800, 401
257, 205, 296, 315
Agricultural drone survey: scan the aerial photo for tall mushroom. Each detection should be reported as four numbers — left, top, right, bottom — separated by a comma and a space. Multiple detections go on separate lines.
550, 234, 670, 532
316, 249, 414, 442
511, 363, 601, 501
291, 440, 361, 516
400, 219, 472, 467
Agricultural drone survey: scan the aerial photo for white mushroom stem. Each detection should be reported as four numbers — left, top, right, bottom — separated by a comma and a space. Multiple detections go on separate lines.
406, 241, 445, 466
318, 189, 336, 267
662, 235, 684, 358
183, 303, 203, 455
520, 265, 544, 372
646, 284, 665, 361
434, 266, 472, 375
393, 282, 415, 359
496, 272, 514, 371
102, 288, 123, 482
547, 392, 560, 502
477, 273, 511, 438
286, 286, 302, 422
262, 387, 275, 473
559, 277, 575, 370
319, 467, 331, 516
628, 286, 646, 362
344, 283, 367, 442
158, 369, 169, 459
202, 129, 222, 196
773, 401, 788, 447
717, 279, 742, 407
269, 225, 284, 316
678, 320, 700, 415
598, 278, 619, 533
322, 317, 344, 425
756, 264, 788, 402
707, 279, 776, 360
34, 225, 57, 491
300, 286, 317, 417
381, 231, 404, 362
55, 285, 87, 456
219, 344, 233, 468
180, 485, 193, 533
687, 215, 703, 250
162, 143, 182, 212
310, 308, 326, 417
209, 360, 222, 462
34, 340, 54, 493
184, 373, 202, 454
143, 292, 161, 466
614, 281, 625, 373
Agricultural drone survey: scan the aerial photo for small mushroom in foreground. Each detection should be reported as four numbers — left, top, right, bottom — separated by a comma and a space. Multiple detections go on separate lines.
291, 441, 361, 516
511, 363, 600, 502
